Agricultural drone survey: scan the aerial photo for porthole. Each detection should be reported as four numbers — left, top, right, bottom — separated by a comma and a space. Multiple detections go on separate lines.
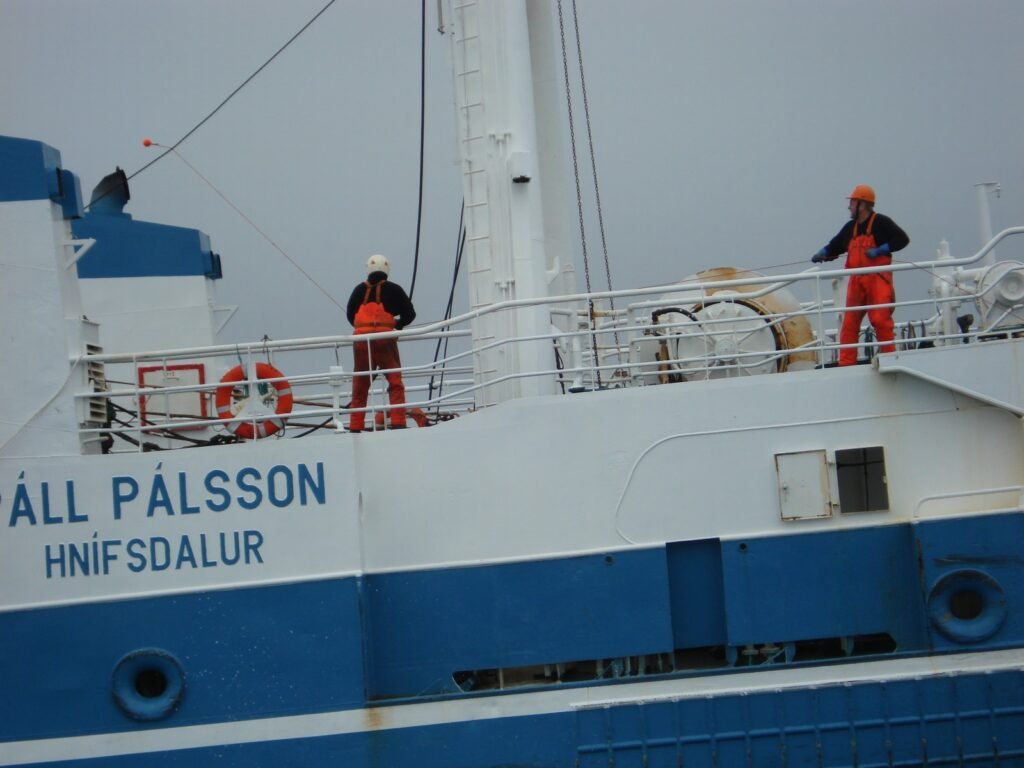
112, 648, 185, 721
927, 569, 1007, 644
949, 587, 985, 621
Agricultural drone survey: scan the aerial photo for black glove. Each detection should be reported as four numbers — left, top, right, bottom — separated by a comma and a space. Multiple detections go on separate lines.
811, 249, 828, 264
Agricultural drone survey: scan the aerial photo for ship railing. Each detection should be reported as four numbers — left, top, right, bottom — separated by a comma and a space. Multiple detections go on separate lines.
602, 227, 1024, 380
79, 326, 484, 450
914, 485, 1024, 519
76, 228, 1024, 449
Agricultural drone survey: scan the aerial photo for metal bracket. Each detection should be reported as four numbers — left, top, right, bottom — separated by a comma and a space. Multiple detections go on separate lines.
64, 238, 96, 269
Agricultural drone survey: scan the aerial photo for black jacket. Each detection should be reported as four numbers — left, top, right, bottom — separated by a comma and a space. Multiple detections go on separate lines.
822, 213, 910, 260
346, 272, 416, 330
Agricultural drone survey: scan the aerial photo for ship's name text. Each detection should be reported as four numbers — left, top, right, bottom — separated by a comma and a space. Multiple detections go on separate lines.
5, 463, 326, 526
44, 531, 265, 578
2, 463, 326, 578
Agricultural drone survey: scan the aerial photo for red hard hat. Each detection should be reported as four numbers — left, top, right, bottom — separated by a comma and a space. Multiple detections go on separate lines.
848, 185, 876, 204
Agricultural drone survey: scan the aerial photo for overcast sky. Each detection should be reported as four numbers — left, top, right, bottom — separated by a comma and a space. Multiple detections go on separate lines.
3, 0, 1023, 345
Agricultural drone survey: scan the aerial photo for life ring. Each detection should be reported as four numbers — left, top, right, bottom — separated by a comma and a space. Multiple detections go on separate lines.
927, 569, 1007, 644
214, 363, 293, 439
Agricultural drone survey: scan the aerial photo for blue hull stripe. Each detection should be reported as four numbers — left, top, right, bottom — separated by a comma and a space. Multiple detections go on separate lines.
4, 650, 1024, 766
3, 512, 1024, 765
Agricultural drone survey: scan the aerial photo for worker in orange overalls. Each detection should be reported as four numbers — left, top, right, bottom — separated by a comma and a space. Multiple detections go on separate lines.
812, 185, 910, 366
345, 254, 416, 432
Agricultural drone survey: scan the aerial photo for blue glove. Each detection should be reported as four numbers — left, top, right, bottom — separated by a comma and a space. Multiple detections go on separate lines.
811, 248, 828, 264
866, 243, 891, 259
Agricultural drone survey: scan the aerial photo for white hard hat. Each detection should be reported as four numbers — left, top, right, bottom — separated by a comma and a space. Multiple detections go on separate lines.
367, 254, 390, 276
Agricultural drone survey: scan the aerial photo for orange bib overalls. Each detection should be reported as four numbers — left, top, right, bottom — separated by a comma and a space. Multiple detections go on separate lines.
350, 282, 406, 430
839, 213, 895, 365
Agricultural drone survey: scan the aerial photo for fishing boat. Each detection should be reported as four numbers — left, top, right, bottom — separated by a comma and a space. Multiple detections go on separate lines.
3, 2, 1024, 766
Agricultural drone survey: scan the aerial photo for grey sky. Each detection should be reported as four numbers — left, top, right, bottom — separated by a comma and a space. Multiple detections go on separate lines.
2, 0, 1023, 344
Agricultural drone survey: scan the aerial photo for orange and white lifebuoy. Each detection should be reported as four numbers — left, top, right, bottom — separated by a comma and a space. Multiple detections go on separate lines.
214, 363, 293, 439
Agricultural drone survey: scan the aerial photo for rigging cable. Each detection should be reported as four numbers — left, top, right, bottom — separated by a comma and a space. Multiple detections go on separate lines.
428, 201, 466, 408
556, 0, 602, 388
82, 0, 348, 312
408, 0, 428, 300
113, 0, 340, 194
148, 143, 345, 311
569, 0, 619, 350
426, 5, 463, 411
569, 0, 622, 360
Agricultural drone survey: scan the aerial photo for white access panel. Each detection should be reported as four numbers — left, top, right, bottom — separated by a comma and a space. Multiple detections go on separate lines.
775, 449, 833, 521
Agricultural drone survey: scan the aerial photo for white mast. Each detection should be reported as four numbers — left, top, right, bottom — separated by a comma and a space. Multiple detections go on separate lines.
447, 0, 577, 406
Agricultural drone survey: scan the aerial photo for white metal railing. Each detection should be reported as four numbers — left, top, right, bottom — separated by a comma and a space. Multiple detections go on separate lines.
77, 228, 1024, 452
